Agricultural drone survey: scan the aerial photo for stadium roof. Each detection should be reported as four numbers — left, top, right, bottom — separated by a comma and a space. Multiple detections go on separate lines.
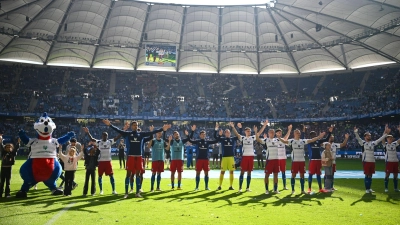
0, 0, 399, 74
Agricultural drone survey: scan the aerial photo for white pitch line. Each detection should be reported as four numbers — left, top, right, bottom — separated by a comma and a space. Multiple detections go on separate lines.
44, 202, 75, 225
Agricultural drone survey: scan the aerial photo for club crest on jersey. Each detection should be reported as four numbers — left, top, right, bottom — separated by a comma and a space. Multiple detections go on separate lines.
134, 138, 137, 141
43, 146, 48, 150
298, 145, 301, 148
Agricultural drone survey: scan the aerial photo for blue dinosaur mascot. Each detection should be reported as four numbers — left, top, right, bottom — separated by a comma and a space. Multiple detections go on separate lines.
16, 112, 75, 198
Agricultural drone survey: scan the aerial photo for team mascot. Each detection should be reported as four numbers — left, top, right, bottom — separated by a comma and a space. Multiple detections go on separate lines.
16, 112, 75, 198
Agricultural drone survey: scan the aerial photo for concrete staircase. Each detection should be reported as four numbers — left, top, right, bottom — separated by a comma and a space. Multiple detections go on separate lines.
223, 101, 232, 117
359, 71, 370, 95
28, 97, 38, 112
109, 73, 116, 95
277, 77, 288, 93
237, 76, 248, 97
179, 102, 186, 115
132, 99, 139, 114
12, 67, 22, 90
81, 98, 90, 114
61, 71, 70, 94
267, 101, 278, 119
196, 75, 205, 97
312, 75, 326, 96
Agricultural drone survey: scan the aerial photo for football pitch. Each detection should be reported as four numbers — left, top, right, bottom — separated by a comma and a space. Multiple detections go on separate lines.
0, 158, 399, 225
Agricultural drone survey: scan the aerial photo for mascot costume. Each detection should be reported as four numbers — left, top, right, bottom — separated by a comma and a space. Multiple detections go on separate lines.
16, 112, 75, 197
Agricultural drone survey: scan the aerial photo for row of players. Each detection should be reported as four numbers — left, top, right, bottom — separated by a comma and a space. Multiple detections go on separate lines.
1, 120, 399, 198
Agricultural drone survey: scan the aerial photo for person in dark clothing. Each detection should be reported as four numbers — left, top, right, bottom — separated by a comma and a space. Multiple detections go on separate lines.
0, 143, 17, 197
83, 145, 100, 196
118, 139, 126, 169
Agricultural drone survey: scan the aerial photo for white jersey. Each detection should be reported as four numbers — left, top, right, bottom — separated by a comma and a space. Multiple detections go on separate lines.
384, 142, 399, 162
277, 139, 287, 159
27, 138, 59, 158
260, 138, 279, 160
355, 133, 387, 163
287, 139, 308, 162
330, 143, 340, 164
95, 139, 115, 161
240, 135, 256, 156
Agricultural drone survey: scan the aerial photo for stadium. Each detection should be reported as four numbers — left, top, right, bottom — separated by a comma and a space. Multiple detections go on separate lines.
0, 0, 399, 224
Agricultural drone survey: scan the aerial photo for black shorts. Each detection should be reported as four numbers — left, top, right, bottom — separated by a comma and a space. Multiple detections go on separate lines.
213, 154, 219, 160
165, 154, 171, 159
144, 152, 151, 158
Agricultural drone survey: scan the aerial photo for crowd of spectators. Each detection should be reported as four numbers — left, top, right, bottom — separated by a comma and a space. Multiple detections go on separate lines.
0, 64, 399, 119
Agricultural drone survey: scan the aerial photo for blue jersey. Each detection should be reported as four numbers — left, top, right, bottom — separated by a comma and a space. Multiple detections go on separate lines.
214, 130, 238, 157
151, 138, 165, 161
110, 125, 163, 156
186, 146, 194, 156
189, 131, 218, 160
305, 132, 330, 160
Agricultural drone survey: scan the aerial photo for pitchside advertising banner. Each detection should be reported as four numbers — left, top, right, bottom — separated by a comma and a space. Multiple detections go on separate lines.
145, 44, 177, 68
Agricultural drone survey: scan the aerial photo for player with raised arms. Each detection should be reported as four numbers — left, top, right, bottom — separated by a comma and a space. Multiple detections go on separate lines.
382, 125, 400, 192
305, 125, 333, 194
83, 127, 120, 195
275, 125, 292, 190
103, 119, 169, 198
279, 129, 325, 194
189, 124, 219, 190
214, 122, 239, 191
254, 120, 288, 194
354, 125, 390, 193
231, 122, 256, 192
168, 126, 191, 190
147, 130, 171, 192
327, 132, 349, 190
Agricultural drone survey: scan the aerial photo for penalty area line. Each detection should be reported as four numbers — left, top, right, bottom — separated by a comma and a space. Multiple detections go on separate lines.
44, 202, 75, 225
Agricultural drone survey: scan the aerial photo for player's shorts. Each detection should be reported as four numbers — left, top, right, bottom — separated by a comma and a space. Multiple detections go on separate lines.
221, 157, 235, 171
98, 161, 113, 176
126, 156, 143, 173
363, 162, 375, 175
240, 156, 254, 171
152, 161, 164, 173
291, 161, 306, 174
212, 154, 219, 160
332, 164, 336, 173
278, 159, 286, 172
196, 159, 210, 172
385, 162, 399, 174
141, 158, 146, 174
265, 159, 279, 174
144, 152, 151, 158
308, 160, 322, 175
170, 160, 184, 173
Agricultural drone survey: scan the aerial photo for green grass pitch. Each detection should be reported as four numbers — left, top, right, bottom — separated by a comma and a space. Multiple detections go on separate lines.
0, 158, 399, 225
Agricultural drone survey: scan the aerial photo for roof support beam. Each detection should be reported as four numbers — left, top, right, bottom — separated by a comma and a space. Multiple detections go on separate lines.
340, 44, 348, 68
0, 0, 53, 57
278, 7, 400, 65
277, 2, 400, 39
0, 0, 40, 17
217, 7, 222, 73
267, 8, 300, 74
254, 7, 260, 74
176, 7, 187, 72
90, 0, 115, 68
273, 9, 347, 69
370, 0, 400, 11
45, 0, 74, 64
134, 4, 151, 71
